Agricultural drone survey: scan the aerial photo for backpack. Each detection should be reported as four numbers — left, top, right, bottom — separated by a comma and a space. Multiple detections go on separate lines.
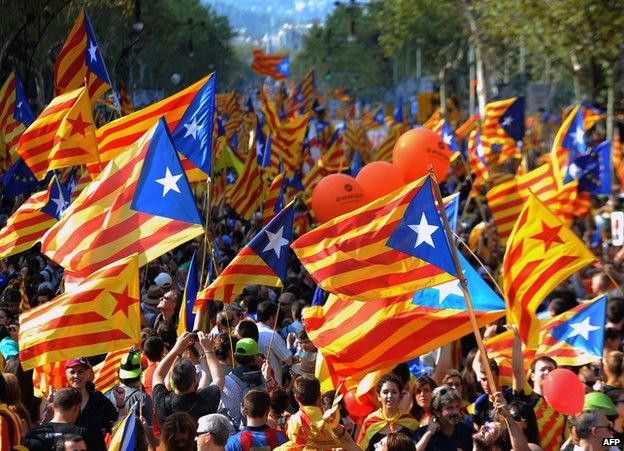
219, 366, 266, 430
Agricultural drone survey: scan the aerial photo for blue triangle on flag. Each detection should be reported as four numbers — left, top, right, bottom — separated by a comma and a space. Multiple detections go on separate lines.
83, 11, 112, 84
500, 97, 525, 141
550, 295, 606, 358
171, 75, 215, 175
131, 117, 202, 224
350, 151, 362, 177
13, 72, 34, 126
41, 177, 71, 220
444, 193, 460, 233
259, 134, 272, 169
562, 107, 587, 161
276, 55, 290, 78
247, 202, 295, 282
440, 121, 459, 151
311, 286, 325, 306
386, 177, 457, 277
412, 252, 504, 310
183, 251, 200, 332
374, 107, 384, 125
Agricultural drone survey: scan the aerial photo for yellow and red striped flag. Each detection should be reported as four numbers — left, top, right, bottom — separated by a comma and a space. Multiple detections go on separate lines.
32, 361, 67, 398
17, 87, 98, 180
455, 113, 481, 139
251, 49, 290, 80
0, 190, 57, 259
92, 74, 215, 182
228, 145, 265, 220
552, 181, 579, 227
41, 119, 204, 277
485, 163, 560, 244
502, 193, 595, 348
93, 347, 132, 394
373, 124, 403, 162
613, 128, 624, 188
483, 97, 523, 163
19, 255, 140, 371
118, 79, 134, 116
262, 173, 285, 226
0, 71, 35, 169
54, 8, 112, 102
261, 89, 308, 177
467, 130, 489, 197
422, 109, 441, 129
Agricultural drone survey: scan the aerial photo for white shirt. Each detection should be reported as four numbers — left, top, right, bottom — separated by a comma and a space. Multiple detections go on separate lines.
257, 322, 292, 385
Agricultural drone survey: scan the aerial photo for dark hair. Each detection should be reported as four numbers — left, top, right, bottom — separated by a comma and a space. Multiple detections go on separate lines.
414, 376, 437, 393
214, 334, 236, 361
239, 295, 260, 315
243, 389, 271, 418
461, 348, 480, 403
376, 373, 404, 394
385, 432, 416, 451
270, 386, 291, 415
217, 311, 234, 328
171, 359, 196, 392
431, 385, 461, 413
608, 298, 624, 324
606, 327, 621, 341
143, 336, 164, 362
392, 363, 411, 386
293, 375, 320, 406
530, 356, 557, 373
55, 434, 84, 451
236, 320, 259, 342
548, 297, 578, 316
156, 320, 177, 350
256, 301, 277, 323
0, 324, 9, 341
291, 300, 307, 321
160, 412, 197, 451
53, 388, 82, 411
509, 400, 539, 444
295, 329, 309, 341
2, 289, 20, 305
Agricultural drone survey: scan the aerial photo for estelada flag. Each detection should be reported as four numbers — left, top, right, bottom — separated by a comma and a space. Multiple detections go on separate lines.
19, 255, 140, 371
502, 193, 595, 348
17, 86, 98, 180
0, 71, 35, 170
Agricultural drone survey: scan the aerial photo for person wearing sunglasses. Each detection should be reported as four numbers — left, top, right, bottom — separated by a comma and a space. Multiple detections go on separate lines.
574, 410, 618, 451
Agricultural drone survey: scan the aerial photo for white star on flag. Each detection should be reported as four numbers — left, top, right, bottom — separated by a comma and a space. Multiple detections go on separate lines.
574, 127, 585, 145
183, 117, 202, 140
443, 133, 453, 145
433, 279, 463, 304
155, 167, 182, 196
87, 41, 98, 62
263, 226, 289, 258
567, 317, 600, 340
51, 196, 67, 217
568, 163, 580, 179
17, 101, 22, 110
501, 116, 513, 127
408, 213, 439, 248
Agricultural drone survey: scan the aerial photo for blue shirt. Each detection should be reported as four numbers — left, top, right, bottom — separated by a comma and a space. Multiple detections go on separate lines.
226, 424, 287, 451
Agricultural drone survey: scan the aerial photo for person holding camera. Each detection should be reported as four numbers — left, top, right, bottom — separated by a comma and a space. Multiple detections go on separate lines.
152, 331, 225, 427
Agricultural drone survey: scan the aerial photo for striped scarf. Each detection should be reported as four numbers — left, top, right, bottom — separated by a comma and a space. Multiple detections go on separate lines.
357, 408, 419, 450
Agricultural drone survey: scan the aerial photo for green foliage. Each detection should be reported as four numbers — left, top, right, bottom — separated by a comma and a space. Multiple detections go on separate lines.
294, 2, 393, 101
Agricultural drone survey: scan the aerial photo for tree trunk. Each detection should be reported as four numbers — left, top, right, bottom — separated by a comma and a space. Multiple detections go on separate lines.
570, 52, 582, 102
459, 0, 488, 115
606, 64, 614, 142
439, 66, 447, 118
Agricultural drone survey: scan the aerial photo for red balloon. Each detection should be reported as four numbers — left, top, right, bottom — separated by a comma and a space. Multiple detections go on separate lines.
356, 161, 406, 203
344, 389, 375, 418
311, 173, 366, 223
542, 368, 585, 415
392, 127, 452, 182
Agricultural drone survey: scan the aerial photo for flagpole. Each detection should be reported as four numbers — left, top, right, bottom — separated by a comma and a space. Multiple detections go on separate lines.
595, 261, 624, 297
453, 231, 504, 296
429, 167, 498, 394
199, 176, 212, 288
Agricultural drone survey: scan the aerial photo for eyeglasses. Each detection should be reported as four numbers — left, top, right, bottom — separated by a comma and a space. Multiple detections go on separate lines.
196, 431, 211, 437
595, 423, 614, 432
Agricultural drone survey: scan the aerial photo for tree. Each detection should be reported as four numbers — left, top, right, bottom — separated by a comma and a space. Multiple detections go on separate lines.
294, 2, 393, 101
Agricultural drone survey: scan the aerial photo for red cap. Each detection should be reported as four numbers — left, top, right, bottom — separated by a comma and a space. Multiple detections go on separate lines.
65, 357, 91, 370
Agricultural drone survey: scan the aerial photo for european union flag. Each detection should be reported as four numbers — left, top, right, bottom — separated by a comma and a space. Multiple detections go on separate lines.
549, 294, 606, 359
132, 117, 202, 224
412, 252, 504, 311
500, 97, 525, 141
568, 141, 611, 195
386, 177, 457, 277
170, 75, 215, 175
2, 158, 39, 198
181, 251, 199, 332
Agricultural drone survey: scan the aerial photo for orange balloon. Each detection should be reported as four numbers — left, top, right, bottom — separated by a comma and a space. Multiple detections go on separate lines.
356, 161, 406, 203
311, 173, 366, 223
392, 127, 452, 182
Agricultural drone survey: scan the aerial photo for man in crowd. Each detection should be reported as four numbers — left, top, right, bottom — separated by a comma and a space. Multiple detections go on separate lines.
196, 413, 233, 451
256, 301, 292, 385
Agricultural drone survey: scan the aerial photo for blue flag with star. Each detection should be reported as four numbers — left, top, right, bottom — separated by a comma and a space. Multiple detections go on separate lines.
393, 96, 403, 123
180, 251, 199, 333
247, 201, 295, 282
386, 176, 457, 277
440, 120, 459, 152
276, 55, 290, 78
563, 106, 588, 168
131, 117, 202, 224
83, 11, 112, 86
412, 251, 504, 311
547, 294, 606, 359
444, 192, 460, 233
374, 107, 385, 125
568, 140, 612, 195
41, 176, 72, 220
2, 158, 39, 198
499, 97, 525, 141
13, 72, 35, 126
169, 75, 215, 175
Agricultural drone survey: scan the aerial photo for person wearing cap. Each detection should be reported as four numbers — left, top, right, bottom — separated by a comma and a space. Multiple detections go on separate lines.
63, 357, 119, 451
152, 331, 224, 427
226, 389, 287, 451
196, 413, 232, 451
222, 338, 268, 427
141, 285, 164, 328
155, 272, 173, 290
105, 350, 156, 445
